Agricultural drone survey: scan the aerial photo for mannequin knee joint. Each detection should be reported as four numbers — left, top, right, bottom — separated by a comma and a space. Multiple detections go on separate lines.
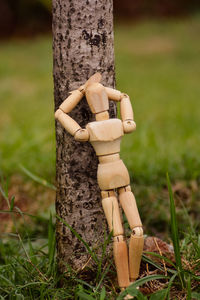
132, 227, 143, 237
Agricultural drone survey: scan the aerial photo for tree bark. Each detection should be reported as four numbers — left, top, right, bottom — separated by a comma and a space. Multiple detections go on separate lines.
52, 0, 116, 272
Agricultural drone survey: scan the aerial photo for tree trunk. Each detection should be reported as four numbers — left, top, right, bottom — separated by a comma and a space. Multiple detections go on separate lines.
52, 0, 116, 272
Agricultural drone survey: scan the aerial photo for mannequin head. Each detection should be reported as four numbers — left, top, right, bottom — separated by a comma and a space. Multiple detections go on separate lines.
85, 83, 109, 114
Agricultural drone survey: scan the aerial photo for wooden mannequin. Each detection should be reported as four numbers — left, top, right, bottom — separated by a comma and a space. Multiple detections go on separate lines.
55, 73, 144, 289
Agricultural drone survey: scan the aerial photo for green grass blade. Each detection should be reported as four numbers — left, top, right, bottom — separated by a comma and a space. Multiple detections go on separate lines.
184, 271, 200, 281
128, 274, 168, 288
19, 164, 56, 190
28, 237, 37, 265
144, 251, 176, 268
17, 281, 48, 289
0, 286, 10, 295
96, 229, 112, 282
142, 254, 165, 272
166, 272, 177, 300
75, 279, 94, 290
149, 289, 168, 300
166, 173, 185, 287
76, 291, 95, 300
128, 275, 169, 289
127, 288, 147, 300
190, 236, 200, 259
186, 276, 191, 300
95, 262, 112, 292
0, 177, 10, 208
0, 274, 15, 287
47, 213, 56, 274
117, 275, 168, 300
10, 195, 15, 211
100, 286, 106, 300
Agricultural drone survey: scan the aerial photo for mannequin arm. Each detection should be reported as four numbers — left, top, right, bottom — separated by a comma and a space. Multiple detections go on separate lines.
105, 87, 136, 134
105, 87, 122, 101
120, 94, 136, 133
59, 88, 84, 113
55, 88, 89, 141
55, 109, 89, 141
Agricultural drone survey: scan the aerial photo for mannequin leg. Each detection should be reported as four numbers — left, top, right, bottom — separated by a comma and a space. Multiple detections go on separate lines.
118, 186, 144, 282
101, 190, 130, 288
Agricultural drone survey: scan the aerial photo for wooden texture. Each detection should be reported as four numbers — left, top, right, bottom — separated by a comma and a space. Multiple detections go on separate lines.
102, 195, 124, 236
98, 153, 120, 163
119, 190, 142, 229
74, 129, 89, 141
129, 234, 144, 280
97, 159, 130, 190
86, 119, 123, 142
95, 111, 109, 121
83, 72, 102, 89
86, 118, 124, 156
55, 109, 81, 136
59, 90, 84, 113
85, 83, 109, 113
101, 190, 115, 199
113, 238, 130, 287
105, 87, 121, 101
120, 95, 133, 121
53, 0, 116, 272
90, 139, 122, 156
122, 120, 136, 133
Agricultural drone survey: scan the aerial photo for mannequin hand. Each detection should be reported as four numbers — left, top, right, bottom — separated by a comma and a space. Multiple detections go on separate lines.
74, 129, 89, 141
122, 120, 136, 133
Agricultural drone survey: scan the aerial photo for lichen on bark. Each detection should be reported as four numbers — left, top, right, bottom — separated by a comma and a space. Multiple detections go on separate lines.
52, 0, 116, 271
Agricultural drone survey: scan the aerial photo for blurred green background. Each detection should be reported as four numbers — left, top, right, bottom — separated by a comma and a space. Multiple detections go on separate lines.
0, 1, 200, 235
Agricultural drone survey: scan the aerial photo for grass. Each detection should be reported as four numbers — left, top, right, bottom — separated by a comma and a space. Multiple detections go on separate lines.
0, 15, 200, 299
0, 175, 199, 299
